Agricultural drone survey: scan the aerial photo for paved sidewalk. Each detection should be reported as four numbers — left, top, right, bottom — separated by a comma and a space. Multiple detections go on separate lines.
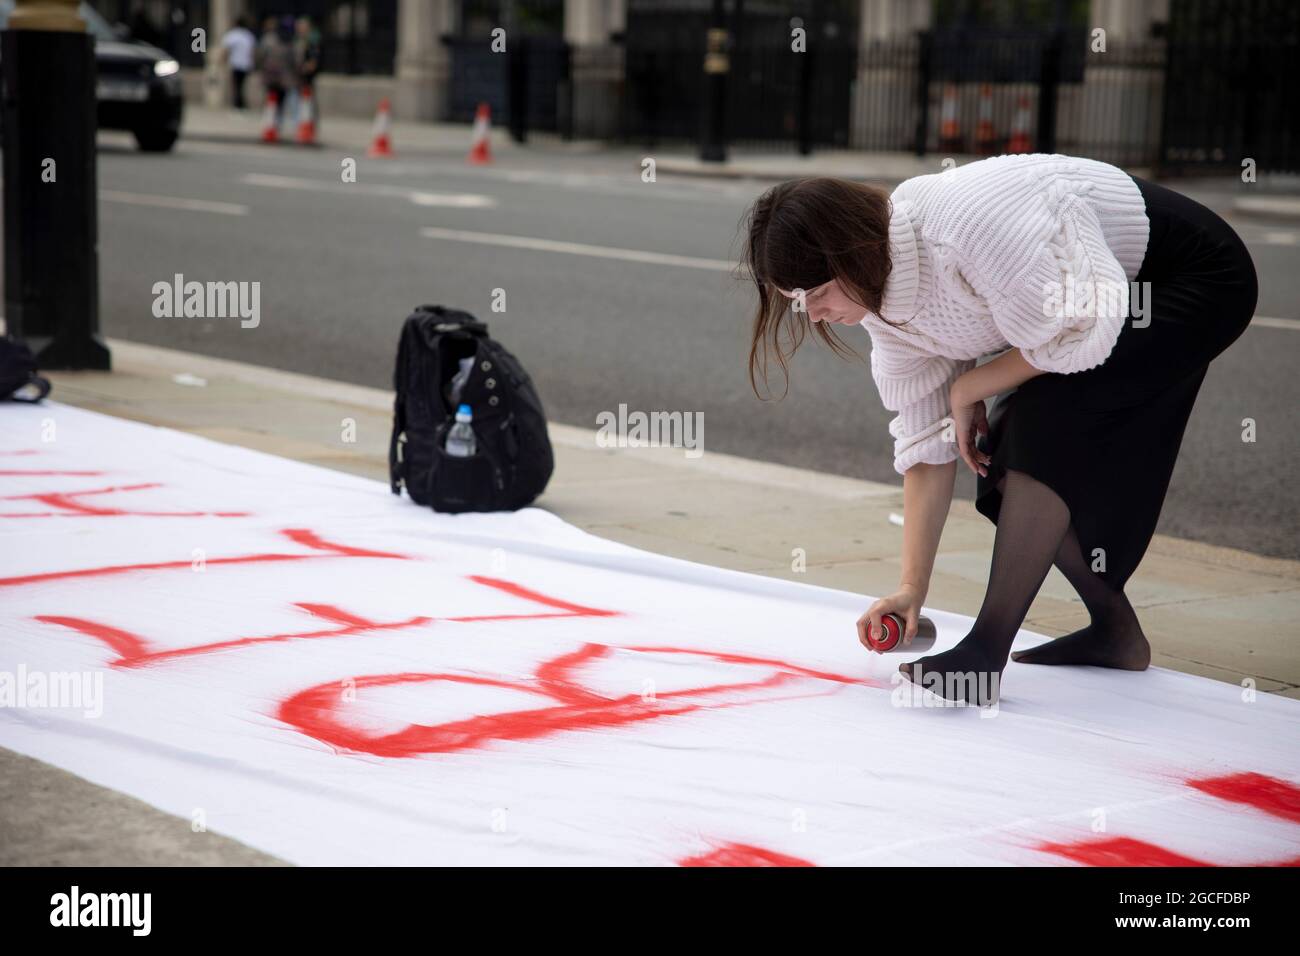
45, 340, 1300, 698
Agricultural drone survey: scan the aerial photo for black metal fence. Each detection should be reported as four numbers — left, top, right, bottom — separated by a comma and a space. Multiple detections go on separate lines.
446, 34, 571, 135
621, 27, 1169, 168
1160, 0, 1300, 173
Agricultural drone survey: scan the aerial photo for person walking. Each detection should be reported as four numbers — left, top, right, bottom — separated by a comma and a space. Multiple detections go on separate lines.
292, 16, 323, 128
219, 16, 256, 111
256, 16, 292, 129
741, 154, 1257, 706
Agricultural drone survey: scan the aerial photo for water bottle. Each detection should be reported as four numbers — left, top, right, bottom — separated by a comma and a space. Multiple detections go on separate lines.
444, 404, 476, 457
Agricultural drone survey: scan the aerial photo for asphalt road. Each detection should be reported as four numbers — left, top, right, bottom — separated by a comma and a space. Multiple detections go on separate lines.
9, 128, 1300, 559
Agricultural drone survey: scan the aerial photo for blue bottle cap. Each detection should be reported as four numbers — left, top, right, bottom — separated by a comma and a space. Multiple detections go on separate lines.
456, 404, 472, 416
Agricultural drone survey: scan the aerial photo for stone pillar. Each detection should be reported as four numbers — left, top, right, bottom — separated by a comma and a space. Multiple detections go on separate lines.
394, 0, 458, 121
203, 0, 237, 108
850, 0, 930, 150
564, 0, 625, 139
1074, 0, 1168, 166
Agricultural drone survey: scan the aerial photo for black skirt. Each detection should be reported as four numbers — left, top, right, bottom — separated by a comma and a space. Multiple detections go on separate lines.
974, 176, 1258, 591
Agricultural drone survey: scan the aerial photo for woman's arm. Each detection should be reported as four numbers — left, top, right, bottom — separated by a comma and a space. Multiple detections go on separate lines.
946, 348, 1049, 478
900, 458, 957, 599
952, 347, 1047, 406
858, 458, 955, 648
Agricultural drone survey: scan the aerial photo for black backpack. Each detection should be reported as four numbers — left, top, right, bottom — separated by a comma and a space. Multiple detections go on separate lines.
389, 305, 554, 513
0, 337, 51, 403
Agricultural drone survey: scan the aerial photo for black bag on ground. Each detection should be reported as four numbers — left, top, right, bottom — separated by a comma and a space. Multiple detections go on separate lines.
0, 337, 51, 403
389, 305, 554, 513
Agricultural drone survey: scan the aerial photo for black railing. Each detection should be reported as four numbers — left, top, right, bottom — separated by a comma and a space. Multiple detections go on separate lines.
445, 34, 571, 135
1160, 0, 1299, 173
620, 28, 1170, 169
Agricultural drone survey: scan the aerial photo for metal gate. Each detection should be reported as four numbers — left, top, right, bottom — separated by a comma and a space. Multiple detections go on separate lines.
621, 0, 859, 150
1160, 0, 1300, 173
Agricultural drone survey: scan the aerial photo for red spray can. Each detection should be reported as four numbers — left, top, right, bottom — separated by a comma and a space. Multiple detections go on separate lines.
866, 613, 937, 653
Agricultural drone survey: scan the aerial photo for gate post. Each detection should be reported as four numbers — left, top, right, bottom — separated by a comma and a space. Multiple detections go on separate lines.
699, 0, 729, 163
508, 33, 530, 144
913, 30, 932, 156
1036, 30, 1063, 154
797, 31, 813, 156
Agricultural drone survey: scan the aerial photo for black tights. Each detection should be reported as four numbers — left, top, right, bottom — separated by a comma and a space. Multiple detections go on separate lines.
900, 469, 1149, 705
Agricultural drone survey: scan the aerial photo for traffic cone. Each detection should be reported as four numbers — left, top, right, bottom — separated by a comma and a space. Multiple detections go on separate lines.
294, 85, 316, 145
1008, 95, 1033, 153
938, 83, 962, 154
260, 91, 279, 144
467, 102, 492, 165
974, 83, 996, 155
367, 98, 394, 158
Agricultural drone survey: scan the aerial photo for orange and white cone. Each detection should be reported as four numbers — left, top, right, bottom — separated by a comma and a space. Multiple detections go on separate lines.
467, 102, 492, 165
294, 86, 316, 145
938, 83, 962, 153
974, 83, 996, 154
367, 98, 394, 158
1008, 95, 1033, 153
260, 91, 279, 143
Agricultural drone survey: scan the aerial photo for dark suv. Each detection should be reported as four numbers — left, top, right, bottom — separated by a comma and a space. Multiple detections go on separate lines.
0, 1, 183, 151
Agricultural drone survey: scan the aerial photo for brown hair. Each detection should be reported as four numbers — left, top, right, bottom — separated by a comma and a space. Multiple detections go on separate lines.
740, 177, 896, 399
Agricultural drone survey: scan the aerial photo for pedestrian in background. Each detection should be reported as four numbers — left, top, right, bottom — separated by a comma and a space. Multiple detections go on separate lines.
293, 16, 323, 127
256, 16, 292, 128
220, 16, 256, 111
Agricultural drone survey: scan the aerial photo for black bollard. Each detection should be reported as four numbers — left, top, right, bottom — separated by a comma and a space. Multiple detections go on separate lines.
1, 0, 109, 370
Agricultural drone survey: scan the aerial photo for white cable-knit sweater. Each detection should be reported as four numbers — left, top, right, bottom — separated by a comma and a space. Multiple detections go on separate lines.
861, 153, 1150, 475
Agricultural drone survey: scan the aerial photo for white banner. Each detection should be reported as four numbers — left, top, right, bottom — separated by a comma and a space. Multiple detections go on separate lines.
1, 404, 1296, 866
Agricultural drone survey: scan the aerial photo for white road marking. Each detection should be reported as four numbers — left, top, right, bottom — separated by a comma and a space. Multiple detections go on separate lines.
100, 190, 249, 216
240, 172, 496, 207
173, 140, 753, 204
1251, 315, 1300, 330
418, 226, 737, 272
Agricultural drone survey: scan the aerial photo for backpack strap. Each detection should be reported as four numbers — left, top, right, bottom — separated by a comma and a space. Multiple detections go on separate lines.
389, 323, 411, 496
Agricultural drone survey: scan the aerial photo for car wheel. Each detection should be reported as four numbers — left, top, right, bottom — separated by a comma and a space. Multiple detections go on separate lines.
134, 128, 179, 152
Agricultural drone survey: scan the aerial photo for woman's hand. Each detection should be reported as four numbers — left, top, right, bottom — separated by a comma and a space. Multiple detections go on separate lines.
949, 382, 991, 478
858, 586, 926, 652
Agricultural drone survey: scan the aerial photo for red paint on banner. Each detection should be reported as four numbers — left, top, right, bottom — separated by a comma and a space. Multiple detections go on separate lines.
278, 643, 871, 758
627, 645, 870, 685
0, 482, 248, 518
1036, 836, 1300, 868
1186, 772, 1300, 825
679, 843, 815, 867
38, 604, 433, 668
0, 527, 409, 588
1036, 836, 1210, 867
30, 616, 152, 662
1034, 773, 1300, 867
0, 469, 105, 477
450, 575, 620, 621
36, 577, 621, 667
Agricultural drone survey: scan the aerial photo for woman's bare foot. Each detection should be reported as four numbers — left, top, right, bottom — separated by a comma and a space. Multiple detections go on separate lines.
1010, 604, 1151, 671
